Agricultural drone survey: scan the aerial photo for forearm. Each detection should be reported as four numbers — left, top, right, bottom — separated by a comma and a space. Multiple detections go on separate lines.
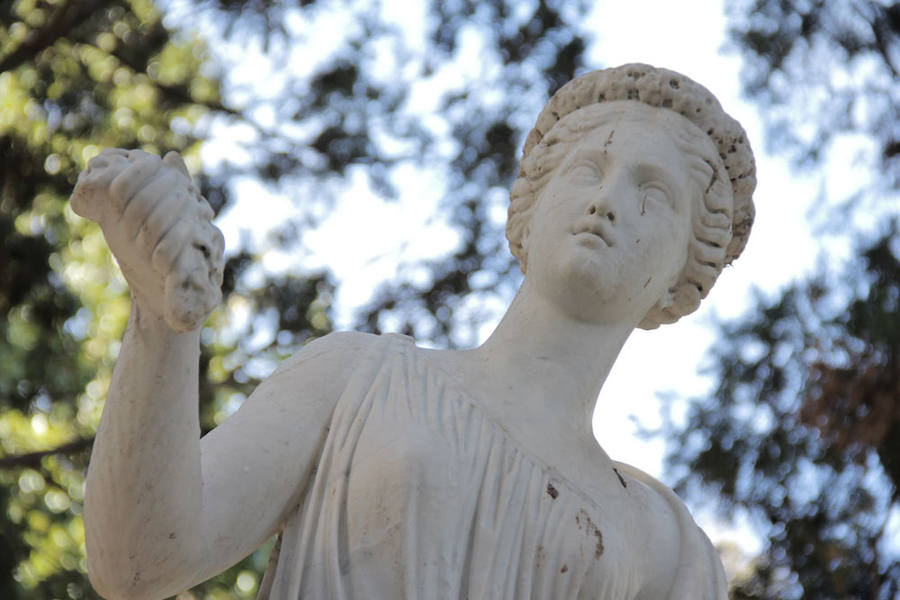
84, 305, 204, 599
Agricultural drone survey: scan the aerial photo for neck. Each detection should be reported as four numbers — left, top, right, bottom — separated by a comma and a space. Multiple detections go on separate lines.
468, 278, 634, 441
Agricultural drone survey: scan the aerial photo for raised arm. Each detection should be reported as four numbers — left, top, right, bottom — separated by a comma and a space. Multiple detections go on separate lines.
76, 150, 362, 599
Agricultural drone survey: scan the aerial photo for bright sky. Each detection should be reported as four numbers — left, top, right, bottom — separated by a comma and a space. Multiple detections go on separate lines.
206, 0, 831, 561
576, 0, 820, 557
212, 1, 821, 474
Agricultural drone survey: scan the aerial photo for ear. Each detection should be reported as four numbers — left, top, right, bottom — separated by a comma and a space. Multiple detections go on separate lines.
521, 224, 531, 250
638, 287, 679, 330
519, 224, 532, 271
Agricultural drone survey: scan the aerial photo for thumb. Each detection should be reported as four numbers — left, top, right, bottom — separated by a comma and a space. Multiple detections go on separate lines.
162, 151, 192, 180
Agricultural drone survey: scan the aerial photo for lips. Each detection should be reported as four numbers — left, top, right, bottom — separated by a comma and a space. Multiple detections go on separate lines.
573, 219, 614, 247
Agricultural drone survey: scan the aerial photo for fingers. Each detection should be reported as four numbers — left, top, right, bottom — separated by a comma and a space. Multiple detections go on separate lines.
207, 224, 226, 286
72, 147, 225, 331
162, 151, 192, 179
159, 218, 225, 332
149, 203, 223, 275
83, 148, 131, 183
74, 149, 197, 226
71, 149, 133, 221
89, 148, 225, 282
124, 169, 185, 240
114, 153, 220, 276
189, 221, 226, 286
109, 151, 164, 215
164, 260, 222, 332
151, 212, 195, 276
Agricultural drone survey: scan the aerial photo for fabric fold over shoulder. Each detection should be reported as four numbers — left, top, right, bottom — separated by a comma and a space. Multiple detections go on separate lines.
257, 333, 727, 599
257, 333, 400, 600
612, 462, 727, 600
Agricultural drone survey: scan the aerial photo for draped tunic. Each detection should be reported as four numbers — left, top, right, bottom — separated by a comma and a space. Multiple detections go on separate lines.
258, 333, 726, 599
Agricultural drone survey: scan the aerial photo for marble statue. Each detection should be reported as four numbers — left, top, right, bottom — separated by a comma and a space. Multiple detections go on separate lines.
75, 64, 755, 599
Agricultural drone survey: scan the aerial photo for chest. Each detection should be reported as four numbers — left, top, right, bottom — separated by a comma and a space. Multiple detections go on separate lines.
334, 380, 645, 598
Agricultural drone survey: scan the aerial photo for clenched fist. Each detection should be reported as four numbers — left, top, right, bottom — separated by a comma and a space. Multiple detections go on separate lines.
71, 149, 225, 332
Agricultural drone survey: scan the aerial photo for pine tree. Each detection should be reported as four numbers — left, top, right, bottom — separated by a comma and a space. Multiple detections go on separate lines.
663, 2, 900, 597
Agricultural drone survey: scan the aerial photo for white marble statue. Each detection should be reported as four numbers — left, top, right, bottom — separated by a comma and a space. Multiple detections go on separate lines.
75, 64, 755, 600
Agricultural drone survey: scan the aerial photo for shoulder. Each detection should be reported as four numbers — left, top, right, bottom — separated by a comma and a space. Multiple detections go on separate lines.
265, 330, 418, 393
232, 332, 390, 437
269, 331, 384, 388
285, 330, 383, 362
612, 462, 728, 600
244, 331, 387, 410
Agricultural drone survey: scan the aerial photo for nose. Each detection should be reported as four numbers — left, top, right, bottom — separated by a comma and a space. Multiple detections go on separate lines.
585, 170, 625, 223
586, 200, 616, 224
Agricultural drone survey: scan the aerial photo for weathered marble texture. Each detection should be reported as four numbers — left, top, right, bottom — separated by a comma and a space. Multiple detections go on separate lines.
76, 64, 754, 600
258, 333, 726, 599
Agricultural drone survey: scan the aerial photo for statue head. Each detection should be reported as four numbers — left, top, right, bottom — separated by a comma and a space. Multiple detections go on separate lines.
507, 64, 756, 329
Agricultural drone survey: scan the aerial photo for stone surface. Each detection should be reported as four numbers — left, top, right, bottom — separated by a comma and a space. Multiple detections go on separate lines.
71, 148, 224, 332
78, 64, 754, 599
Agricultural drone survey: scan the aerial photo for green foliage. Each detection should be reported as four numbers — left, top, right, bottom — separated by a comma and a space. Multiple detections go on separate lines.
190, 0, 591, 347
727, 0, 899, 190
664, 1, 900, 598
1, 0, 594, 597
0, 0, 331, 596
668, 229, 900, 599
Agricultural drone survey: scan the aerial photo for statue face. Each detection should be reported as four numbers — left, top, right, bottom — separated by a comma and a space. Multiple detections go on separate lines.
523, 112, 695, 325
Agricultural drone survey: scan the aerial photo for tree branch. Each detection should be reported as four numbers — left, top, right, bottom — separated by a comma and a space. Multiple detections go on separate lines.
102, 42, 245, 118
0, 436, 94, 469
871, 18, 900, 79
850, 1, 900, 79
0, 0, 109, 75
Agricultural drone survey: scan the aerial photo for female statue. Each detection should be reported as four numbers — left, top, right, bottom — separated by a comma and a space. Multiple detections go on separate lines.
75, 64, 755, 599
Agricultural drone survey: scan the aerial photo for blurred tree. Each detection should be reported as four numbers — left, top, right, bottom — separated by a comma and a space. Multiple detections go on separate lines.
1, 0, 592, 597
662, 1, 900, 598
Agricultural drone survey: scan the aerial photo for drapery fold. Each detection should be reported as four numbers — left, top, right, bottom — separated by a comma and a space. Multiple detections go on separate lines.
259, 334, 725, 599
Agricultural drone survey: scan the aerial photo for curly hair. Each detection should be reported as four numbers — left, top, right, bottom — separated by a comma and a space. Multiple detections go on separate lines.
507, 65, 756, 329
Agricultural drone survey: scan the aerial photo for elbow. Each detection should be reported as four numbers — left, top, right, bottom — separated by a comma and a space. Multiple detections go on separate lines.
87, 569, 124, 600
86, 538, 192, 600
87, 554, 161, 600
88, 561, 184, 600
83, 487, 201, 599
88, 567, 150, 600
83, 507, 150, 599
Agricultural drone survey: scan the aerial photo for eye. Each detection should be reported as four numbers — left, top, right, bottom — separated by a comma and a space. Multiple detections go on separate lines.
639, 182, 672, 212
570, 161, 601, 181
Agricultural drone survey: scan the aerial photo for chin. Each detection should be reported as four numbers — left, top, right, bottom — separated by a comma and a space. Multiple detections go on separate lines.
551, 255, 624, 321
554, 252, 674, 327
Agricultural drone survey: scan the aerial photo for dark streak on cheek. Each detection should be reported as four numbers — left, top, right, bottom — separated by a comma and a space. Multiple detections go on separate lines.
603, 129, 615, 155
613, 467, 628, 488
